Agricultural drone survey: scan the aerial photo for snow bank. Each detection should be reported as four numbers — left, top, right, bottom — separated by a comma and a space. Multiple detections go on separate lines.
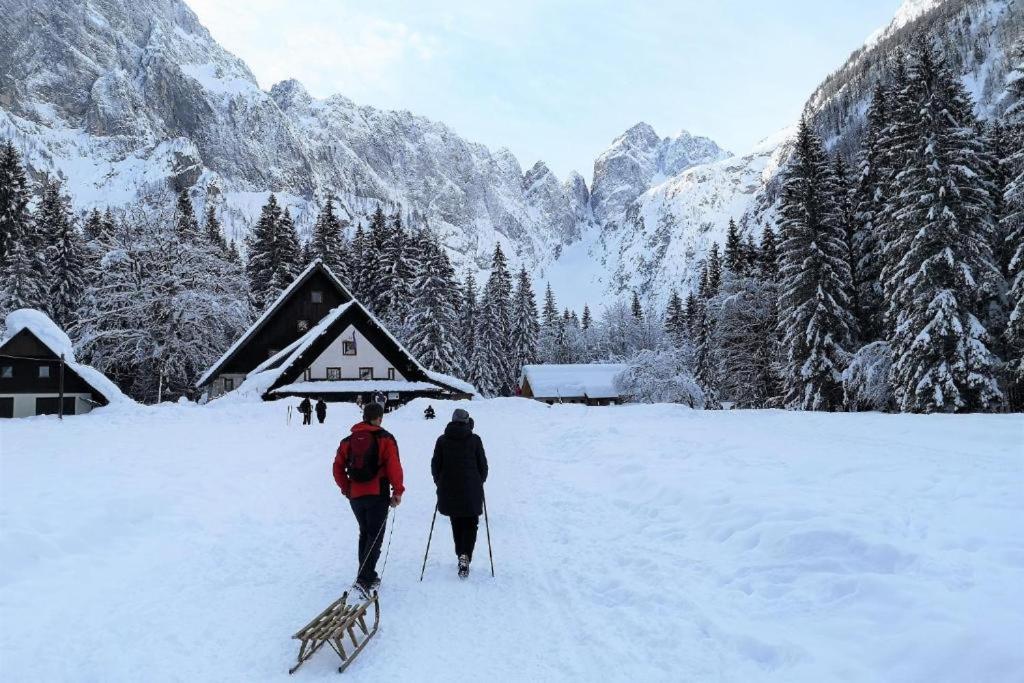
1, 400, 1021, 681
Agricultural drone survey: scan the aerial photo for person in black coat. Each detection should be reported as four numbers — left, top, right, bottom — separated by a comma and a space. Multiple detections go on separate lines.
431, 407, 488, 578
315, 398, 327, 424
298, 397, 312, 425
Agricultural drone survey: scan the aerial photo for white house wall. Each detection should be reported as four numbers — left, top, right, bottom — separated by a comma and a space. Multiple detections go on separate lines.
306, 326, 407, 381
1, 393, 94, 418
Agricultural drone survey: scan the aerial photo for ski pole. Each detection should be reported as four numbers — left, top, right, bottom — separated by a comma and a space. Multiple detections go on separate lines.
483, 493, 495, 578
419, 504, 438, 581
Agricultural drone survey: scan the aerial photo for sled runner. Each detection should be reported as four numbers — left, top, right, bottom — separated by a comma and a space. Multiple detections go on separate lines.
288, 591, 380, 674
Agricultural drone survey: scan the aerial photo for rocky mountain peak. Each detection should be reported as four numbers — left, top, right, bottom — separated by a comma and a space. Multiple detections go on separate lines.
270, 79, 313, 111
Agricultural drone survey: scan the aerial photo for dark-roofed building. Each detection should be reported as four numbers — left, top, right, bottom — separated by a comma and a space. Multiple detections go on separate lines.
0, 309, 124, 418
197, 259, 353, 398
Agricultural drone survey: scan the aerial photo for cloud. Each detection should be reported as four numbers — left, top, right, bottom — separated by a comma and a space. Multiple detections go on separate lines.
186, 0, 438, 98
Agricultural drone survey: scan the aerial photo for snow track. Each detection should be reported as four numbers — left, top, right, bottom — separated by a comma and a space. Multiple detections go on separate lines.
1, 399, 1022, 681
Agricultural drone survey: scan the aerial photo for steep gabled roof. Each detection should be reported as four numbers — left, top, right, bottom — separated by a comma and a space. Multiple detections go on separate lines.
254, 300, 474, 397
0, 309, 126, 406
196, 259, 354, 387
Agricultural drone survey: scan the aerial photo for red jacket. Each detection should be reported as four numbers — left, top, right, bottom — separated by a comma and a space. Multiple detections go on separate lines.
333, 422, 405, 499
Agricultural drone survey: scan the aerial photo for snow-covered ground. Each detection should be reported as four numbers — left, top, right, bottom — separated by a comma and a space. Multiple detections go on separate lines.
1, 398, 1022, 682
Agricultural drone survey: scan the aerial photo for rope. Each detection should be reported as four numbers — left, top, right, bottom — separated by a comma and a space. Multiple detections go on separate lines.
354, 506, 390, 581
378, 507, 398, 580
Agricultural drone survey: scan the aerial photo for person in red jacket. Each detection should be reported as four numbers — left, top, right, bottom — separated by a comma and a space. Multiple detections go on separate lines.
333, 402, 404, 596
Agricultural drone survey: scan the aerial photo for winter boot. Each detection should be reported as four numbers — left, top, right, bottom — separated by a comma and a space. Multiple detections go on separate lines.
458, 554, 470, 579
352, 578, 373, 601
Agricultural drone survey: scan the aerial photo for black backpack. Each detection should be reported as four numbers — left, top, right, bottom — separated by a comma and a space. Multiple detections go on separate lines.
345, 430, 382, 482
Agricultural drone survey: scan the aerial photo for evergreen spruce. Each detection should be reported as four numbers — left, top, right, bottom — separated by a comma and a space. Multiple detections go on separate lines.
469, 244, 513, 396
1003, 56, 1024, 407
630, 292, 644, 320
833, 153, 860, 345
309, 197, 350, 286
459, 270, 478, 367
777, 119, 855, 411
510, 267, 540, 377
759, 225, 779, 281
0, 140, 32, 266
245, 194, 302, 310
664, 289, 687, 347
581, 304, 592, 330
724, 219, 745, 275
884, 39, 1003, 412
175, 189, 200, 240
203, 205, 227, 252
40, 179, 86, 328
362, 207, 389, 315
406, 229, 461, 374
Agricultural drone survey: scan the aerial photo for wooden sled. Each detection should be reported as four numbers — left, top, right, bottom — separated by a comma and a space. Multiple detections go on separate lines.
289, 591, 380, 674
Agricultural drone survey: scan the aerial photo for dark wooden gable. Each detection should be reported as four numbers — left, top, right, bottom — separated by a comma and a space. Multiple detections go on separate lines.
212, 263, 353, 379
0, 329, 109, 405
265, 303, 463, 395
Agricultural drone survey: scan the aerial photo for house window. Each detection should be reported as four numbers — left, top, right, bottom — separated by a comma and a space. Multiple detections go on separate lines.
224, 378, 235, 391
387, 368, 395, 380
0, 366, 11, 379
359, 367, 373, 380
38, 365, 51, 379
297, 319, 310, 332
342, 340, 356, 356
311, 290, 323, 304
327, 367, 342, 380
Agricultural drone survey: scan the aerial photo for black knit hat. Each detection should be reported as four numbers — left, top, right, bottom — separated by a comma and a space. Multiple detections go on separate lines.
363, 402, 384, 422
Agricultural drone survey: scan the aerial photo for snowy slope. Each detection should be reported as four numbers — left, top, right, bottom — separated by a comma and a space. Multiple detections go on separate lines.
1, 398, 1022, 681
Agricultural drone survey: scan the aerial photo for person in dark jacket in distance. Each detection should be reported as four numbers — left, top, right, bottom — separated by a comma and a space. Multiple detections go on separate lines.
315, 398, 327, 424
431, 407, 488, 578
333, 402, 404, 596
298, 397, 312, 425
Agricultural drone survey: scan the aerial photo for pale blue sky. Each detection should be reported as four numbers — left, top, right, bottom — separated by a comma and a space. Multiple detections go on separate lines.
187, 0, 901, 180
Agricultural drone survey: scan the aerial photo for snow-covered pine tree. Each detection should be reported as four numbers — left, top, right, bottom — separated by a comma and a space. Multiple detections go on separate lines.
884, 39, 1003, 413
469, 244, 514, 395
362, 207, 390, 315
276, 208, 302, 280
759, 224, 779, 282
0, 140, 32, 266
406, 229, 461, 375
693, 299, 721, 409
700, 243, 723, 298
459, 270, 478, 367
349, 222, 367, 300
744, 233, 759, 274
175, 189, 200, 240
581, 304, 592, 330
716, 275, 779, 407
1002, 57, 1024, 409
203, 205, 227, 252
40, 178, 86, 328
777, 118, 855, 411
510, 267, 539, 378
309, 197, 350, 285
382, 213, 415, 332
685, 291, 699, 334
851, 79, 892, 342
664, 289, 687, 347
630, 292, 644, 321
724, 219, 745, 275
832, 152, 860, 346
245, 194, 282, 310
538, 282, 560, 362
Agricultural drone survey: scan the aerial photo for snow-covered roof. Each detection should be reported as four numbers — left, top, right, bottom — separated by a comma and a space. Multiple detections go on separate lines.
196, 259, 353, 387
424, 370, 477, 397
2, 309, 76, 361
271, 380, 444, 395
249, 302, 356, 387
520, 364, 630, 400
1, 309, 128, 405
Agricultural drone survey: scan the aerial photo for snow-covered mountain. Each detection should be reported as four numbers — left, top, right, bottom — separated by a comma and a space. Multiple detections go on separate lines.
1, 0, 1020, 308
545, 0, 1022, 305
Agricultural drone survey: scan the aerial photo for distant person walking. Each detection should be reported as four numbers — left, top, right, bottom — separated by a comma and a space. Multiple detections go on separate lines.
424, 405, 435, 420
431, 408, 488, 578
315, 398, 327, 424
333, 402, 404, 597
298, 397, 312, 425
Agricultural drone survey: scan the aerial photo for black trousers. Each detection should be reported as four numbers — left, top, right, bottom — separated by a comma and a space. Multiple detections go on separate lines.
350, 495, 389, 582
450, 516, 479, 561
316, 413, 325, 424
302, 412, 311, 425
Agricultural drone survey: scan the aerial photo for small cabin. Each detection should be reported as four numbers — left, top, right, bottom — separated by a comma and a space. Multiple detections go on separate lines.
0, 310, 121, 418
519, 364, 629, 406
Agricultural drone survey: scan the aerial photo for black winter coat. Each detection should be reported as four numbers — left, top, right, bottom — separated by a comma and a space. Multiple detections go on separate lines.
431, 421, 488, 517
